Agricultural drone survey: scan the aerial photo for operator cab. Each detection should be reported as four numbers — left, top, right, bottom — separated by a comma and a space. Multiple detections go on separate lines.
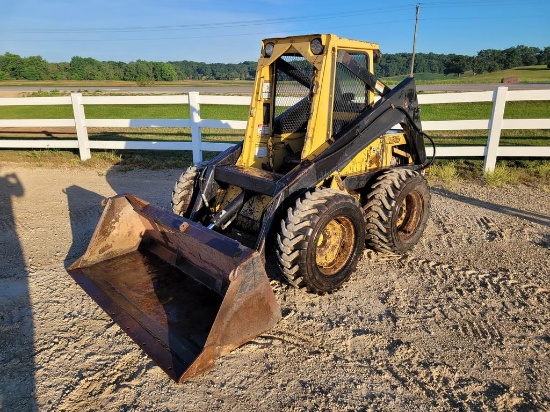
238, 34, 380, 174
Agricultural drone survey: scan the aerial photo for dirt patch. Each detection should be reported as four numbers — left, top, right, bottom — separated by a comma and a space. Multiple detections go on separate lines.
0, 127, 77, 139
0, 91, 24, 98
0, 164, 548, 411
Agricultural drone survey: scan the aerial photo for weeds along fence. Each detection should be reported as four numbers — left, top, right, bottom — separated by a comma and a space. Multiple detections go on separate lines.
0, 87, 549, 172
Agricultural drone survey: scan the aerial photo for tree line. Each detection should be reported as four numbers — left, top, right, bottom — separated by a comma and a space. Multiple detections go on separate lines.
0, 45, 548, 82
0, 54, 257, 82
377, 45, 550, 77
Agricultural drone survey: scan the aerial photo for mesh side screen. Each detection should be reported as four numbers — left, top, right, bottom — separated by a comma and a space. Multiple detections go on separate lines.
273, 55, 314, 134
332, 53, 369, 136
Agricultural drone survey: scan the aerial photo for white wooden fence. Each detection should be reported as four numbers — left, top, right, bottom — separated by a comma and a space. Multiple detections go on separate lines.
419, 87, 550, 171
0, 87, 549, 171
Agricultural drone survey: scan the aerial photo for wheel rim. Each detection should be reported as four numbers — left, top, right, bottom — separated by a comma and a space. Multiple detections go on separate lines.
315, 216, 356, 276
395, 190, 423, 241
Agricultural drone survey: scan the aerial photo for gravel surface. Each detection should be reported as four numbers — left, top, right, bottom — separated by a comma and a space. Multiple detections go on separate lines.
0, 165, 548, 411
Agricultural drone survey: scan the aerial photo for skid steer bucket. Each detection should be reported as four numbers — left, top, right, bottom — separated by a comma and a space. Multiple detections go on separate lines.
67, 194, 281, 383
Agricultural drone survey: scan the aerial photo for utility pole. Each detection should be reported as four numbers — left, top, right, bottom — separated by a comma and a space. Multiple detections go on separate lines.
410, 4, 420, 77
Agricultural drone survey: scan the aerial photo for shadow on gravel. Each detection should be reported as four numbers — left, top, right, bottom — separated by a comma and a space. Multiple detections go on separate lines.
537, 233, 550, 248
63, 186, 105, 266
0, 173, 38, 411
63, 166, 177, 267
432, 187, 550, 227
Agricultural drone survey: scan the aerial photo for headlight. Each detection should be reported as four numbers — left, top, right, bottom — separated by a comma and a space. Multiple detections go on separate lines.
264, 42, 275, 57
310, 38, 324, 55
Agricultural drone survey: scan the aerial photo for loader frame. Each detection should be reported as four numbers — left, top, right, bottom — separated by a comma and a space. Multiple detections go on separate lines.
189, 75, 426, 255
68, 34, 432, 384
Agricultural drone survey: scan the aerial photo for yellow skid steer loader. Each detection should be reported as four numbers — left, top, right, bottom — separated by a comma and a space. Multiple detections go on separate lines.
68, 34, 433, 383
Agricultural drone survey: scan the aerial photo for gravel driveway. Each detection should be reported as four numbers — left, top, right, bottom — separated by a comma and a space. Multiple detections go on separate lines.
1, 165, 548, 411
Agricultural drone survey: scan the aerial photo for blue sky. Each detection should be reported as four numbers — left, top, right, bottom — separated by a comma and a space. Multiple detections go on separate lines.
1, 0, 549, 63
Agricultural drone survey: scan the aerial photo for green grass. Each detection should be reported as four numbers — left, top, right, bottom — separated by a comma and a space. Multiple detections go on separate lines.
3, 100, 546, 149
0, 87, 548, 184
0, 103, 249, 120
383, 65, 550, 85
428, 129, 549, 148
383, 72, 473, 83
427, 161, 460, 181
2, 65, 548, 90
483, 164, 521, 186
427, 159, 550, 187
456, 65, 550, 84
0, 79, 254, 88
2, 100, 545, 121
0, 148, 198, 170
420, 100, 550, 151
421, 100, 550, 121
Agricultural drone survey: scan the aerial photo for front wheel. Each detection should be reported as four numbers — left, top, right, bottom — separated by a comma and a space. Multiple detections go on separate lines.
364, 169, 430, 253
171, 165, 203, 217
276, 189, 366, 294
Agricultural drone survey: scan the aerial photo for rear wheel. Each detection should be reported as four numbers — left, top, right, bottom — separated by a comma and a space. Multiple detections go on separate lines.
364, 169, 430, 253
171, 165, 202, 217
276, 189, 365, 294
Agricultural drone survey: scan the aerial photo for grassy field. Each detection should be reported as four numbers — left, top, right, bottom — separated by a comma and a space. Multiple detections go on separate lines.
383, 65, 550, 84
1, 100, 547, 148
1, 100, 547, 121
0, 66, 550, 185
0, 65, 548, 90
448, 65, 550, 84
0, 103, 249, 120
0, 79, 253, 88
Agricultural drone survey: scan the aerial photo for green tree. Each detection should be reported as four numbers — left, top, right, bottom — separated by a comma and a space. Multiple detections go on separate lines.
444, 54, 471, 76
376, 53, 410, 77
123, 60, 153, 81
474, 49, 502, 73
102, 61, 126, 80
515, 45, 540, 66
0, 43, 546, 82
69, 56, 104, 80
48, 62, 70, 80
21, 55, 48, 80
538, 46, 550, 66
152, 62, 177, 81
0, 52, 24, 79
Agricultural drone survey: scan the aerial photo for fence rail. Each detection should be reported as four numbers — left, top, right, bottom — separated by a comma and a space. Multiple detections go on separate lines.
0, 87, 549, 171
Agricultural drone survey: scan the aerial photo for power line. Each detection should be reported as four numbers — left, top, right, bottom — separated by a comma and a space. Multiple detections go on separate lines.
2, 14, 543, 44
4, 0, 545, 35
2, 0, 546, 36
1, 20, 412, 43
1, 6, 412, 34
421, 0, 546, 6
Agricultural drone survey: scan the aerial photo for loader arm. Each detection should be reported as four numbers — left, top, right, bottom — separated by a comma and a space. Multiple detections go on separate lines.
277, 57, 313, 89
254, 76, 425, 254
337, 50, 392, 96
184, 77, 425, 255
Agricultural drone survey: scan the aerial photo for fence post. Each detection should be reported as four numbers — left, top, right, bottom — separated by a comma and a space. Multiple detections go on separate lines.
188, 92, 202, 164
70, 92, 91, 160
484, 86, 508, 173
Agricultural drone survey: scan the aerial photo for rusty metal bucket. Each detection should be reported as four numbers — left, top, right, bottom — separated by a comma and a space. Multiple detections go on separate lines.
67, 194, 281, 383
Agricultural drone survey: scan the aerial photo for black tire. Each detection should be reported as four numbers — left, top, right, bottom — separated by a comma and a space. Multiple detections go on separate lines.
171, 165, 202, 217
364, 169, 430, 253
276, 189, 366, 294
